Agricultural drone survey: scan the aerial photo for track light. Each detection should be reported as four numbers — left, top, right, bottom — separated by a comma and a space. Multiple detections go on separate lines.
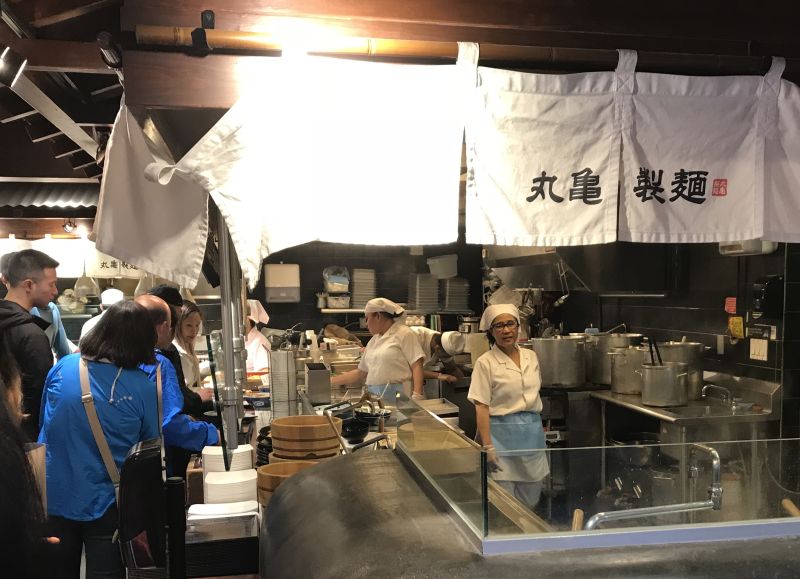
0, 46, 28, 89
62, 218, 77, 234
97, 32, 123, 83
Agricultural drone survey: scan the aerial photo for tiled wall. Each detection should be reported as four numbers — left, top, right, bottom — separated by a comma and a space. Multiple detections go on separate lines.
249, 239, 483, 336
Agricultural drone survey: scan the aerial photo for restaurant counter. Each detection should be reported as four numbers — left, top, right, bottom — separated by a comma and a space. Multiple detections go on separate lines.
260, 450, 799, 578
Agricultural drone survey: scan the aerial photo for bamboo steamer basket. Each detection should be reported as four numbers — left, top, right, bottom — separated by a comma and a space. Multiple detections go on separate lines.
269, 451, 338, 464
270, 447, 339, 460
270, 416, 342, 441
257, 461, 317, 506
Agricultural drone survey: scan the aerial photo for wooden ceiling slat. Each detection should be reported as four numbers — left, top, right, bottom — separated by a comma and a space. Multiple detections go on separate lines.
30, 0, 121, 29
50, 134, 83, 158
0, 27, 113, 74
25, 115, 62, 142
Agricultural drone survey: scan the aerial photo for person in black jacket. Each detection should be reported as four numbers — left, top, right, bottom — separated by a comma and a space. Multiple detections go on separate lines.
0, 249, 59, 440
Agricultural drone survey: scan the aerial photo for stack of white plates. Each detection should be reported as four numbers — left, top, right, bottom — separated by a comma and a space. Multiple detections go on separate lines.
204, 469, 257, 504
187, 500, 259, 521
408, 273, 439, 313
440, 277, 470, 311
351, 268, 376, 307
202, 444, 253, 474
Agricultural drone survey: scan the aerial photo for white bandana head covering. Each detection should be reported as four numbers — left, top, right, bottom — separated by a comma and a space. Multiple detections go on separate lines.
441, 331, 466, 355
100, 288, 124, 306
479, 304, 520, 331
247, 299, 270, 325
364, 297, 404, 316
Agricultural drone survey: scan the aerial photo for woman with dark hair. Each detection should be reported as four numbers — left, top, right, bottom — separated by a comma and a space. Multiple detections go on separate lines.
39, 300, 161, 579
0, 333, 51, 578
467, 304, 549, 510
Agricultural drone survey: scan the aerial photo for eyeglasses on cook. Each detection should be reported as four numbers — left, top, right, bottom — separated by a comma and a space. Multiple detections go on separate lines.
490, 320, 519, 331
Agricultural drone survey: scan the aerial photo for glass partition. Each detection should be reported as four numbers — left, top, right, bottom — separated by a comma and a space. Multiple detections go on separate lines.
396, 394, 488, 536
393, 399, 800, 552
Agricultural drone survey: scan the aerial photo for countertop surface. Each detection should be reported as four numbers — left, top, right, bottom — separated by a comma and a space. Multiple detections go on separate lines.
591, 390, 776, 425
260, 451, 799, 578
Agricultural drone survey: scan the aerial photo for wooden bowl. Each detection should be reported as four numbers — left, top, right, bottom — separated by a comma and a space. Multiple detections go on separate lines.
271, 415, 342, 441
257, 461, 318, 493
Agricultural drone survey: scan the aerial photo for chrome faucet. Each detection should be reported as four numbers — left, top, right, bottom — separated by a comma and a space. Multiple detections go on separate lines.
701, 384, 733, 405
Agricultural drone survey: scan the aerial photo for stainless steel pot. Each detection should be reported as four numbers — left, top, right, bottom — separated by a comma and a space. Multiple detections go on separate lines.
458, 316, 481, 334
609, 346, 651, 394
525, 336, 586, 388
591, 333, 644, 385
639, 362, 689, 407
656, 341, 706, 400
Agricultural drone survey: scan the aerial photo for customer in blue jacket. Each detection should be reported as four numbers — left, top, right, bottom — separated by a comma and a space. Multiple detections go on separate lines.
39, 300, 161, 579
134, 294, 218, 476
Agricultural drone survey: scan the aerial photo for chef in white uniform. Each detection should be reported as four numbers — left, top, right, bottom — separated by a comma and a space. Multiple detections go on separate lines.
468, 303, 549, 509
331, 297, 425, 400
245, 299, 271, 371
408, 326, 466, 383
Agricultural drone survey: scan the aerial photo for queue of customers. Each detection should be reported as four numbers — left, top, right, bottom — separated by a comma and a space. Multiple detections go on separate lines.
0, 249, 219, 579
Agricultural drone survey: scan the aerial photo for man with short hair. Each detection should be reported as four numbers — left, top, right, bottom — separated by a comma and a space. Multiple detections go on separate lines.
0, 249, 59, 439
408, 327, 467, 383
135, 294, 219, 477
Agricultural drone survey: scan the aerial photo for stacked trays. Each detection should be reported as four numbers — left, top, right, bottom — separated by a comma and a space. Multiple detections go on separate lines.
351, 268, 376, 308
204, 469, 257, 504
270, 350, 298, 419
440, 277, 470, 311
256, 462, 317, 506
202, 444, 253, 474
408, 273, 439, 313
270, 415, 342, 461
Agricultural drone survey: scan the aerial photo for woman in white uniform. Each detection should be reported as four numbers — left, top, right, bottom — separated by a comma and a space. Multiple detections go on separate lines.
331, 298, 425, 400
244, 299, 271, 371
468, 304, 549, 509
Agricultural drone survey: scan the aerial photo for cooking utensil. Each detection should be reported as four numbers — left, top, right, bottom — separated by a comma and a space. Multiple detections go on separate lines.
524, 336, 586, 388
609, 346, 651, 394
651, 337, 663, 365
639, 362, 688, 407
608, 432, 660, 467
590, 333, 644, 384
656, 341, 707, 400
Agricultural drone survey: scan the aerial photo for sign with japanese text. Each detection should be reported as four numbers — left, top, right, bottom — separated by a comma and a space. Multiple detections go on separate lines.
465, 66, 619, 246
619, 72, 767, 242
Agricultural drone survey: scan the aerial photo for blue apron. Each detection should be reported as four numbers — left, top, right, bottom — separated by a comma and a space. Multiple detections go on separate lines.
490, 412, 549, 483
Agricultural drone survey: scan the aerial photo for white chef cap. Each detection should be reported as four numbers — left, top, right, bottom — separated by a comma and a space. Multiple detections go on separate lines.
100, 288, 124, 306
441, 331, 466, 355
364, 297, 404, 316
247, 299, 270, 325
479, 304, 520, 331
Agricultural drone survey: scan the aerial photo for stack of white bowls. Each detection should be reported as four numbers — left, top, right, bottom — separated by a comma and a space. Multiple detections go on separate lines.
202, 444, 253, 475
204, 470, 257, 504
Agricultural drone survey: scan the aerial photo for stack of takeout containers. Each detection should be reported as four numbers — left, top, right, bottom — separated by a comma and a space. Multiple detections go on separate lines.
351, 269, 376, 308
270, 350, 298, 419
440, 277, 470, 311
408, 273, 439, 313
202, 444, 253, 475
203, 470, 257, 504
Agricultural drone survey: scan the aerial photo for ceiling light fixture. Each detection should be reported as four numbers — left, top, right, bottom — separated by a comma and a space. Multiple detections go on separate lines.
0, 46, 28, 89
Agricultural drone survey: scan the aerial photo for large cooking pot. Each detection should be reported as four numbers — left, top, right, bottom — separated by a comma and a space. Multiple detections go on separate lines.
591, 333, 644, 385
656, 341, 707, 400
609, 346, 652, 394
524, 336, 586, 388
458, 316, 481, 334
639, 362, 688, 407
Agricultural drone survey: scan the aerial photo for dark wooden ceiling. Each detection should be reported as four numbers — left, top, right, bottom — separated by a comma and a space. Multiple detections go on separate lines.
3, 0, 800, 180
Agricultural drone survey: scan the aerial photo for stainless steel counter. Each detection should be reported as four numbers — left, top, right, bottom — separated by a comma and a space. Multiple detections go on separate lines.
590, 391, 775, 425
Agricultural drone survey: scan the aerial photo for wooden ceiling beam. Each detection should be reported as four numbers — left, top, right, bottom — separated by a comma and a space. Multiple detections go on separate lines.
29, 0, 122, 29
0, 26, 113, 74
120, 0, 799, 48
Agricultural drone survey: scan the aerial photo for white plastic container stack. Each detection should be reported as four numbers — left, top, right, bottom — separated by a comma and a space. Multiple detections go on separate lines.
202, 444, 253, 475
204, 469, 257, 504
408, 273, 439, 313
427, 254, 458, 279
351, 268, 376, 308
440, 277, 470, 311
